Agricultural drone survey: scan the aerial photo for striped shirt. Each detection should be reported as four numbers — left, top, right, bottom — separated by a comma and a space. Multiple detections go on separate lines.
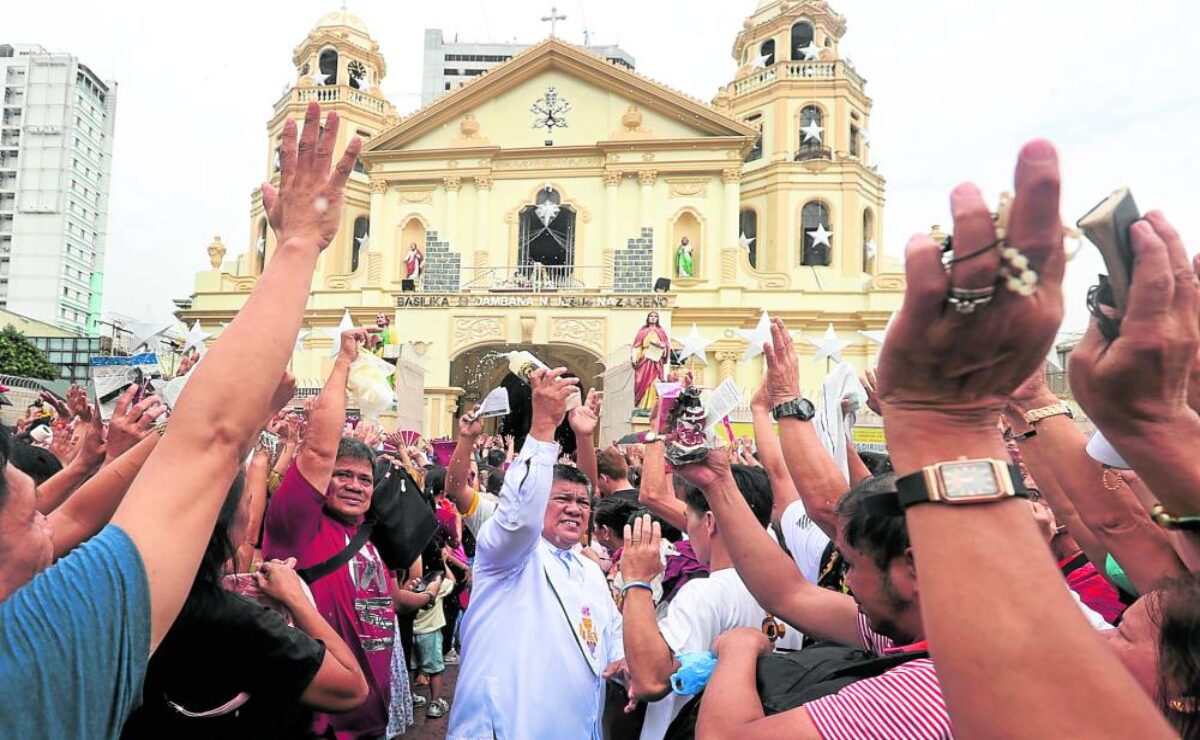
804, 613, 952, 740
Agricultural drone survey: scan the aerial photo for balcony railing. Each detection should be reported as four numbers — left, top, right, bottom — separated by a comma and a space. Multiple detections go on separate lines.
732, 60, 866, 97
460, 264, 608, 293
794, 145, 832, 162
272, 84, 386, 117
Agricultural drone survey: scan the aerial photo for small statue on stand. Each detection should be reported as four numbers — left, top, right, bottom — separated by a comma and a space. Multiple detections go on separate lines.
664, 386, 710, 466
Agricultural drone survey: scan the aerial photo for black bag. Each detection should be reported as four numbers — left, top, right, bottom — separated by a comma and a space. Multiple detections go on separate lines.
368, 460, 438, 571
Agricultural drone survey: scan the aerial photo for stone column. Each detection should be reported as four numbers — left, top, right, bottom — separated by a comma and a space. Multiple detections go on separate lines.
473, 175, 492, 265
638, 170, 658, 229
722, 168, 742, 250
716, 351, 739, 382
604, 170, 621, 253
442, 175, 462, 245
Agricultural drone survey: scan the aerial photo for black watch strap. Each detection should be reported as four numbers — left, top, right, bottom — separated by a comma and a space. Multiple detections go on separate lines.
896, 463, 1028, 509
771, 397, 815, 422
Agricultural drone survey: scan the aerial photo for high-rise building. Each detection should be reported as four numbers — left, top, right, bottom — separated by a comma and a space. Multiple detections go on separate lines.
421, 29, 635, 104
0, 43, 117, 336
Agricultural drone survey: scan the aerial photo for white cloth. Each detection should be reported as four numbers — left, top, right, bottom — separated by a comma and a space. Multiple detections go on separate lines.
639, 569, 767, 739
779, 498, 832, 585
448, 437, 624, 740
812, 362, 867, 480
1072, 589, 1112, 630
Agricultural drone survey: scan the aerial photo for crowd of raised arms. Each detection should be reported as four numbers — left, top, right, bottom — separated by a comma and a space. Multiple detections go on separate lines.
2, 102, 1198, 740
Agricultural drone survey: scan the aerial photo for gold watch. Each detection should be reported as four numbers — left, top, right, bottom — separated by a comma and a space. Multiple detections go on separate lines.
897, 458, 1029, 509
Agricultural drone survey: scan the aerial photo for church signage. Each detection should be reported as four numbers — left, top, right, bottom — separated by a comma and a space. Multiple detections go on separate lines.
395, 294, 672, 309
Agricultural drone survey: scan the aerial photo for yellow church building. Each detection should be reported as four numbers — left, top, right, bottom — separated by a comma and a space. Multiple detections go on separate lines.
179, 0, 904, 440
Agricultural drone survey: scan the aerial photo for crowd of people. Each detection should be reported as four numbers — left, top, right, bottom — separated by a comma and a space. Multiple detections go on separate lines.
1, 102, 1198, 739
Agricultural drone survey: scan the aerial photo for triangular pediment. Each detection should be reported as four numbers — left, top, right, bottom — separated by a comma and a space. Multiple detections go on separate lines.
364, 38, 756, 154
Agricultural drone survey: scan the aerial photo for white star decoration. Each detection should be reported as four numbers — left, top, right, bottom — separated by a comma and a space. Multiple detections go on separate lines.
294, 329, 309, 355
310, 71, 330, 85
807, 323, 853, 364
801, 120, 824, 143
860, 130, 871, 146
323, 310, 356, 357
677, 324, 715, 366
355, 234, 369, 249
534, 200, 560, 227
859, 313, 896, 351
129, 322, 169, 352
809, 224, 833, 248
750, 53, 772, 69
182, 320, 212, 356
738, 232, 756, 251
735, 311, 774, 362
801, 41, 823, 61
864, 240, 877, 260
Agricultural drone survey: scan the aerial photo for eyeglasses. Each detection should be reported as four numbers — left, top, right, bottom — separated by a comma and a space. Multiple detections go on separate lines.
550, 495, 592, 510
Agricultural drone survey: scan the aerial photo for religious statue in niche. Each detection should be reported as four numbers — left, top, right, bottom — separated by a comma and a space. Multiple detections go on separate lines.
405, 242, 424, 280
631, 311, 669, 413
675, 236, 695, 278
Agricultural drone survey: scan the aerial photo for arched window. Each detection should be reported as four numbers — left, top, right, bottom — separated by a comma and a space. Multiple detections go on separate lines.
759, 39, 776, 67
849, 124, 861, 158
739, 209, 759, 269
745, 113, 763, 163
256, 221, 268, 274
801, 201, 832, 266
862, 208, 876, 272
351, 216, 368, 272
790, 22, 815, 60
318, 48, 339, 85
796, 105, 826, 160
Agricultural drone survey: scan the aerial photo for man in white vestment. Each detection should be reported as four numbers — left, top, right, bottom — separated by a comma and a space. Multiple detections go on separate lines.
447, 368, 625, 739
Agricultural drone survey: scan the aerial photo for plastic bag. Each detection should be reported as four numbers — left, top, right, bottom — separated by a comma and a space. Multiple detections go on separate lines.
347, 351, 395, 422
670, 651, 717, 696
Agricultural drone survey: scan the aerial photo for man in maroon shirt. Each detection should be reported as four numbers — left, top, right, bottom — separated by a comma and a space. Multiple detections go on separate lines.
264, 327, 397, 739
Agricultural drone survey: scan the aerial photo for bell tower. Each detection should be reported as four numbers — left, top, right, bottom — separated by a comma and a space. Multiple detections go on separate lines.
714, 0, 886, 285
241, 9, 398, 278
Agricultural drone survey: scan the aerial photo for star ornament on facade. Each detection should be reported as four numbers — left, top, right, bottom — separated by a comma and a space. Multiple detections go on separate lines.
808, 323, 854, 364
294, 329, 309, 355
801, 120, 824, 143
182, 320, 212, 356
750, 53, 772, 69
864, 239, 877, 260
735, 311, 774, 362
738, 232, 755, 251
310, 71, 330, 86
355, 234, 369, 248
325, 310, 356, 357
859, 312, 896, 350
809, 223, 833, 248
677, 324, 715, 365
801, 40, 823, 61
534, 200, 561, 227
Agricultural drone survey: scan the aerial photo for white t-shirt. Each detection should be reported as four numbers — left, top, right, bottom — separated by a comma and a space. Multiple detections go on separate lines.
779, 498, 831, 584
639, 569, 767, 740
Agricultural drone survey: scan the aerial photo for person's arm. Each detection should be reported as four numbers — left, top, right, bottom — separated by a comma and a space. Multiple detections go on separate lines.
111, 102, 363, 651
49, 432, 159, 559
254, 559, 369, 711
636, 441, 688, 533
845, 436, 872, 486
473, 368, 577, 573
619, 515, 677, 701
677, 448, 862, 647
762, 324, 847, 540
36, 409, 107, 515
698, 629, 821, 740
392, 575, 440, 613
447, 406, 484, 515
749, 384, 800, 523
295, 328, 371, 493
236, 449, 271, 572
878, 143, 1170, 737
272, 415, 300, 478
572, 390, 601, 495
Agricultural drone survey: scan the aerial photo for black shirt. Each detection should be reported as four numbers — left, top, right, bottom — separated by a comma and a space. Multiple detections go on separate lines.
608, 488, 640, 503
121, 588, 326, 739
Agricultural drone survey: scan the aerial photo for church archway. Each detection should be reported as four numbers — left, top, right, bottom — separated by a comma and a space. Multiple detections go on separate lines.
448, 341, 603, 453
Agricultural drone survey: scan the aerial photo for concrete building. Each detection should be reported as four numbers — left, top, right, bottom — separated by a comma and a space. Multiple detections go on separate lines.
421, 28, 634, 104
0, 43, 117, 336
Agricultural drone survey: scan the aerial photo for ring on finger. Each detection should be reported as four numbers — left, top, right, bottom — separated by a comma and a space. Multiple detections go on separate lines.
946, 285, 996, 315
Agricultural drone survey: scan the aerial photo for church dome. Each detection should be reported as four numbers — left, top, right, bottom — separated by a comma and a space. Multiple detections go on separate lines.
315, 9, 370, 35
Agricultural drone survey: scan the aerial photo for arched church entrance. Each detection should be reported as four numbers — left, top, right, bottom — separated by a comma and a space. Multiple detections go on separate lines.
449, 342, 602, 453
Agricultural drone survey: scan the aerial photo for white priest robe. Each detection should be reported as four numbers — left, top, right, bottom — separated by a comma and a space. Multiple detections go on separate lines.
447, 436, 624, 740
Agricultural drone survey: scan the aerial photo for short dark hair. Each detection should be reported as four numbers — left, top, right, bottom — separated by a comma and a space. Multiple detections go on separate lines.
552, 463, 592, 498
834, 473, 908, 572
336, 437, 377, 468
684, 464, 772, 529
424, 466, 447, 498
593, 497, 639, 532
627, 505, 682, 542
486, 449, 506, 468
858, 452, 894, 476
596, 447, 628, 481
9, 443, 62, 485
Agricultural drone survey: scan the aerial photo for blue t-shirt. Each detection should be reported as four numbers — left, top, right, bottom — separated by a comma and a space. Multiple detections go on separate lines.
0, 524, 151, 739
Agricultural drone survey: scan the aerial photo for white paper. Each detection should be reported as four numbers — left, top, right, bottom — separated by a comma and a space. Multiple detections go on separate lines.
813, 362, 868, 480
479, 387, 511, 418
705, 378, 742, 430
1086, 430, 1131, 470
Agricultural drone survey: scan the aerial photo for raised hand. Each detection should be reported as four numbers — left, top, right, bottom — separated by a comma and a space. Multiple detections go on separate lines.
675, 446, 734, 492
354, 421, 383, 449
253, 558, 308, 606
620, 514, 664, 583
459, 405, 485, 439
337, 327, 381, 363
876, 141, 1065, 437
569, 389, 602, 437
75, 412, 107, 470
261, 102, 362, 252
105, 387, 167, 463
39, 391, 71, 421
66, 383, 92, 424
762, 318, 802, 408
268, 372, 297, 417
859, 368, 882, 416
529, 367, 580, 441
175, 352, 199, 379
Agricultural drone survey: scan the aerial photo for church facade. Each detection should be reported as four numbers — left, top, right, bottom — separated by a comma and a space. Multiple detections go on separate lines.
180, 1, 904, 439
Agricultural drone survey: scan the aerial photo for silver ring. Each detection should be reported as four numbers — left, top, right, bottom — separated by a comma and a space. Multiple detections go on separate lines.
946, 286, 996, 315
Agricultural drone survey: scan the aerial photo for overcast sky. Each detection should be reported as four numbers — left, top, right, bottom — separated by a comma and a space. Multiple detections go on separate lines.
6, 0, 1199, 334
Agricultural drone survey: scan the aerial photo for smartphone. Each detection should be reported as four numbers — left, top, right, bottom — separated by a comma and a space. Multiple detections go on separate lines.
1077, 187, 1140, 315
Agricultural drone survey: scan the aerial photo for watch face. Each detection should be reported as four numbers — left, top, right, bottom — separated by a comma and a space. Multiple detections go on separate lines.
939, 461, 1002, 500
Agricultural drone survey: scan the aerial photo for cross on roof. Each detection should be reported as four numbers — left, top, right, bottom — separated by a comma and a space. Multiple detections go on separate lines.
541, 6, 567, 37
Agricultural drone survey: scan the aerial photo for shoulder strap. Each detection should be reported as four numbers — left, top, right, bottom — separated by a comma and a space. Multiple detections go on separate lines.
298, 520, 376, 585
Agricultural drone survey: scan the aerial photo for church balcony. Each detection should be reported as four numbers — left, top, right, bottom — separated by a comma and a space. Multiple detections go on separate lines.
794, 146, 832, 162
732, 60, 865, 98
459, 264, 609, 294
272, 84, 386, 117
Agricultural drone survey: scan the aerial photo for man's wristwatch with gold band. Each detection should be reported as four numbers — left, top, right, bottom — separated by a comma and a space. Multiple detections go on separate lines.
1023, 402, 1073, 425
897, 458, 1029, 509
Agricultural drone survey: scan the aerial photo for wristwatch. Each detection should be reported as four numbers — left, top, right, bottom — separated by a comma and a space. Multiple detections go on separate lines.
1023, 402, 1073, 425
642, 431, 665, 444
896, 458, 1029, 509
771, 397, 816, 422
